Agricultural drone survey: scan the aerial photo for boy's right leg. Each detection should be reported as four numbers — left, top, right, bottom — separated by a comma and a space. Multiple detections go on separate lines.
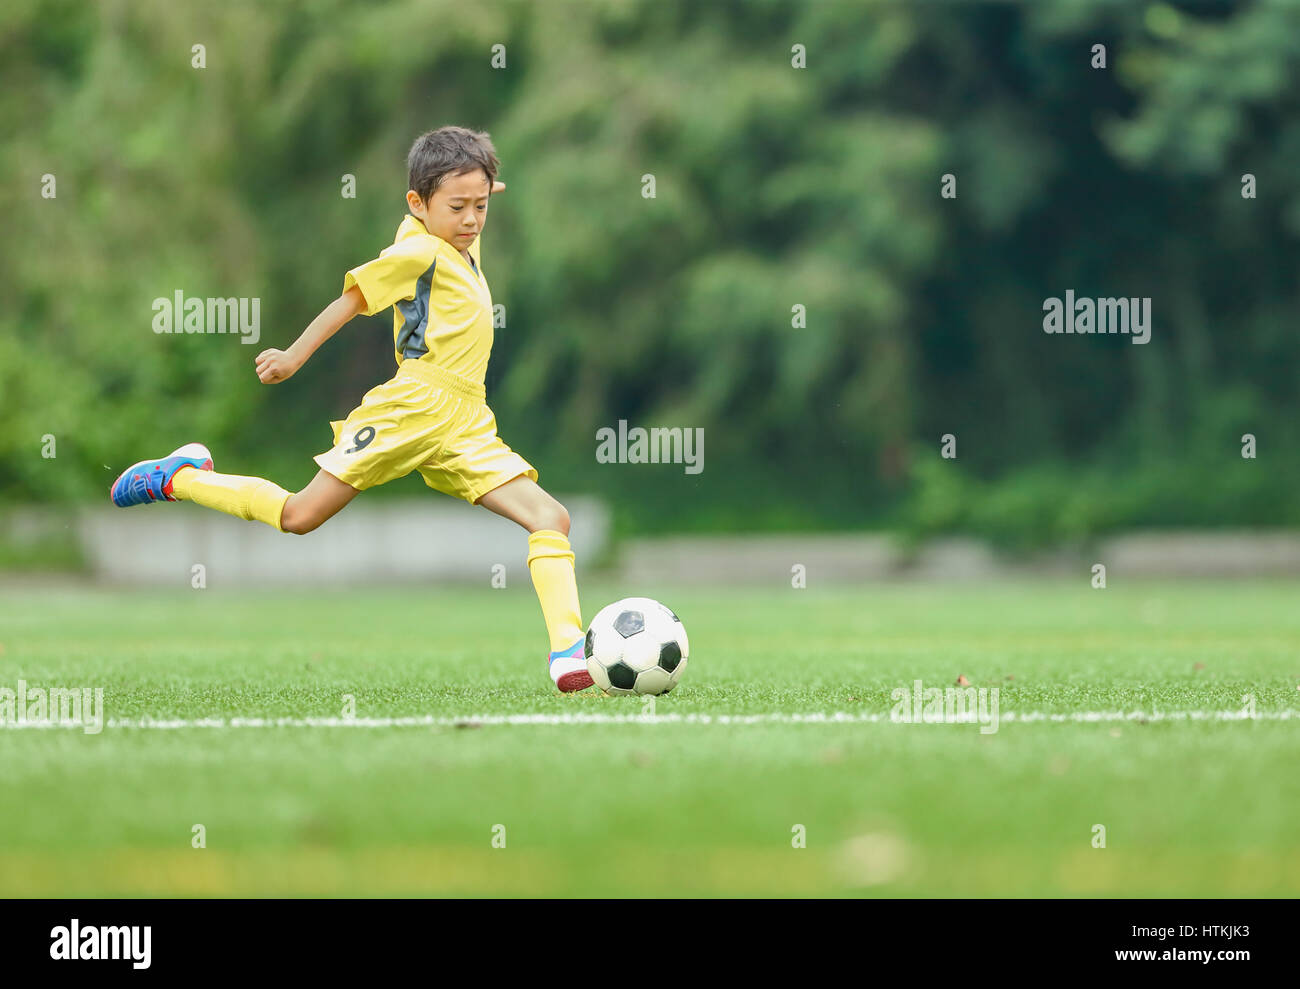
171, 466, 357, 534
111, 441, 358, 534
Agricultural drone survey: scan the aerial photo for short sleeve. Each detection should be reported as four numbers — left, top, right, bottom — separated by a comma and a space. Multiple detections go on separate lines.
344, 238, 440, 316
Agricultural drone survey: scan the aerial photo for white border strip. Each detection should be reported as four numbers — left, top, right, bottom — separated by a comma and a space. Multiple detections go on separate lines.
0, 709, 1295, 730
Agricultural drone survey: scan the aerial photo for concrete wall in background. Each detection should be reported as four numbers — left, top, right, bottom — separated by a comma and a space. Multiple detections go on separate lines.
614, 532, 1300, 584
10, 509, 1300, 585
76, 497, 610, 586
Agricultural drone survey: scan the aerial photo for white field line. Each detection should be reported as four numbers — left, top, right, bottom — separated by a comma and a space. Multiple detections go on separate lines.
0, 709, 1295, 730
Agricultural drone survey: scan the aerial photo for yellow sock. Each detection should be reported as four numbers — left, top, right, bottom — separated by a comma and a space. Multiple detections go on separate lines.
527, 529, 584, 653
170, 466, 292, 532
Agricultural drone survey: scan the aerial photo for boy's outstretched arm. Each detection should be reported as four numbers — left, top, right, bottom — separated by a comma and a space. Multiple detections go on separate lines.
255, 284, 366, 384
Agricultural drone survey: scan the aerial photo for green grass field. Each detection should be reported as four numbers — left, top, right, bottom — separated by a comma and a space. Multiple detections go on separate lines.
2, 579, 1298, 897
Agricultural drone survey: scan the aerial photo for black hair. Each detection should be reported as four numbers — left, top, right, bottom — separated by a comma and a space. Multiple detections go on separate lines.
406, 126, 499, 204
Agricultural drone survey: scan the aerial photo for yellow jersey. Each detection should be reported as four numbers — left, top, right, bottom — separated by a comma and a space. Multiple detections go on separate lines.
343, 215, 493, 384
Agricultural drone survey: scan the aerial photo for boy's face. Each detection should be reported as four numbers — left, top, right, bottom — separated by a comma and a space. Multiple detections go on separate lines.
407, 168, 490, 250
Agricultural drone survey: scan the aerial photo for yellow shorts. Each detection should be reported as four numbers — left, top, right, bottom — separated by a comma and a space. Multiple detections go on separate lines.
313, 359, 538, 504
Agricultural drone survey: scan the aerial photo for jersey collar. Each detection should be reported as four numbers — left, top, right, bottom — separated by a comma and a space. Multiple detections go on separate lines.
396, 214, 479, 271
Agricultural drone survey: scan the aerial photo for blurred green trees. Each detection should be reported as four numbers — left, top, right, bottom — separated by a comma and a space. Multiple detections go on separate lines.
4, 0, 1299, 541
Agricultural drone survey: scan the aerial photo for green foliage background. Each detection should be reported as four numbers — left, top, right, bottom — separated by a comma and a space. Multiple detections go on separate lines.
4, 0, 1299, 541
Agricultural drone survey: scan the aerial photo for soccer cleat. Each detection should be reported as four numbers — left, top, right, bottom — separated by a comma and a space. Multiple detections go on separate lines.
110, 442, 214, 507
549, 636, 593, 693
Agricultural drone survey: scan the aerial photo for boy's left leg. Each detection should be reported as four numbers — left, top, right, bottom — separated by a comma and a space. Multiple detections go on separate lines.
476, 475, 592, 692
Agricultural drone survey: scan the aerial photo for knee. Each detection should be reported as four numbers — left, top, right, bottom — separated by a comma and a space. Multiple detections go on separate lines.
537, 500, 570, 536
280, 503, 321, 535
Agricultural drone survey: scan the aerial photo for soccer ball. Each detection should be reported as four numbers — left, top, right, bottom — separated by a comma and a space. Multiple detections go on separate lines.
584, 597, 689, 696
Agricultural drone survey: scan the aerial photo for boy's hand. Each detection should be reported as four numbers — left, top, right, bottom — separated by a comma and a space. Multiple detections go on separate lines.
492, 180, 506, 194
255, 348, 301, 384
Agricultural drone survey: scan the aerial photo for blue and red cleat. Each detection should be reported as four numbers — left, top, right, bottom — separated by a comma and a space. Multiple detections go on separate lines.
549, 637, 593, 693
110, 442, 213, 507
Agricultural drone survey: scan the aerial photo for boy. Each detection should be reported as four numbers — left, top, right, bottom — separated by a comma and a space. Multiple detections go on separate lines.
110, 126, 594, 692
